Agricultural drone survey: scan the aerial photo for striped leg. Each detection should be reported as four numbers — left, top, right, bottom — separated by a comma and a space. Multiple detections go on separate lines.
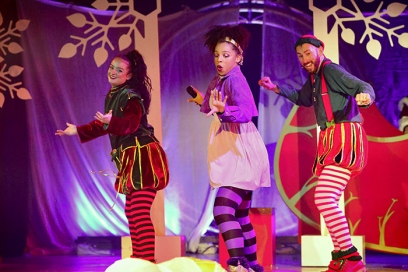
214, 187, 246, 258
327, 192, 342, 252
214, 186, 262, 271
125, 188, 157, 262
314, 165, 353, 251
236, 191, 259, 267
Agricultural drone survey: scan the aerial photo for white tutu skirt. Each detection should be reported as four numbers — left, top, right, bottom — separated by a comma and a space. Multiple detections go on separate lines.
207, 117, 270, 190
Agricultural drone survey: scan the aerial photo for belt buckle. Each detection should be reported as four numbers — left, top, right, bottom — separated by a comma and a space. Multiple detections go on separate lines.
326, 120, 335, 129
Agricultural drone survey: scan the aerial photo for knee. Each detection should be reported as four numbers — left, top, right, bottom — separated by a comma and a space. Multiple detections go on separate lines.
213, 207, 235, 225
314, 191, 335, 211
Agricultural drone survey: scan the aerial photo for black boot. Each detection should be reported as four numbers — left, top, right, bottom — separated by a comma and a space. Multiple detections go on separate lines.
249, 263, 264, 272
227, 257, 250, 272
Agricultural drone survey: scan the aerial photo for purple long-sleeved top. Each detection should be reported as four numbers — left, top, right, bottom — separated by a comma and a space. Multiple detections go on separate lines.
200, 66, 258, 122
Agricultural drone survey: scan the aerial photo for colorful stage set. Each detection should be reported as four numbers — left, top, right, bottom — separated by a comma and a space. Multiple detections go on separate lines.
0, 0, 407, 271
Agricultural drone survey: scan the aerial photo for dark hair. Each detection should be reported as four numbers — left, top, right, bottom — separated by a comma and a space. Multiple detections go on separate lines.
204, 24, 250, 55
116, 50, 152, 113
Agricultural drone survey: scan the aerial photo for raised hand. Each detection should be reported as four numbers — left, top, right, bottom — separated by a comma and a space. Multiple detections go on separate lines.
94, 110, 112, 124
206, 90, 228, 117
258, 76, 280, 93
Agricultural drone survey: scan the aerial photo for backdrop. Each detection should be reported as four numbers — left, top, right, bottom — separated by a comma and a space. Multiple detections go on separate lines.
0, 0, 407, 257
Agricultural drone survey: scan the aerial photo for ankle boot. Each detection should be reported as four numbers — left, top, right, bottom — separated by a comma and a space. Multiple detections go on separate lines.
227, 257, 250, 272
326, 246, 366, 272
326, 250, 339, 271
249, 263, 264, 272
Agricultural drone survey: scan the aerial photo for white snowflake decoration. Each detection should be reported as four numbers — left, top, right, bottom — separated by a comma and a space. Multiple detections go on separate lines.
315, 0, 408, 59
59, 0, 154, 67
0, 12, 31, 108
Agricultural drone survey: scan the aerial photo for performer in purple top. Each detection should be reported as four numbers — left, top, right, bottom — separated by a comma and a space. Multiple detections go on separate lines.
188, 24, 270, 272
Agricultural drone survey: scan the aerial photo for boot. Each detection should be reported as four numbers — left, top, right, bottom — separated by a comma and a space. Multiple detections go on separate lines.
249, 263, 264, 272
326, 250, 339, 271
326, 246, 366, 272
227, 257, 250, 272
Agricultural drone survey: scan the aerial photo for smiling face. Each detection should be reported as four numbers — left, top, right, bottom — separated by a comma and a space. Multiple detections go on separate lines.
107, 57, 132, 87
295, 43, 324, 74
213, 42, 242, 76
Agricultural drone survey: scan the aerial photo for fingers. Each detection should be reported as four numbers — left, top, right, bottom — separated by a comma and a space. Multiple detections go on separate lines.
210, 90, 223, 101
223, 95, 228, 103
206, 108, 217, 117
210, 90, 217, 99
55, 129, 68, 136
56, 124, 70, 136
56, 122, 77, 136
188, 98, 200, 106
258, 76, 270, 86
95, 111, 103, 118
94, 111, 105, 121
356, 93, 371, 105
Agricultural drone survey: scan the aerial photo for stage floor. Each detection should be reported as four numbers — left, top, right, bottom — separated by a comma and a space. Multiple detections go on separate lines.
1, 250, 407, 272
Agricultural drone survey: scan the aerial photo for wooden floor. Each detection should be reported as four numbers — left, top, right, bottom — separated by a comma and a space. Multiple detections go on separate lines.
0, 250, 407, 272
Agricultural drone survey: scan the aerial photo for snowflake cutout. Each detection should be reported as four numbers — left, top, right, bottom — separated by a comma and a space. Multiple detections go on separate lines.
0, 12, 31, 108
322, 0, 408, 59
59, 0, 153, 67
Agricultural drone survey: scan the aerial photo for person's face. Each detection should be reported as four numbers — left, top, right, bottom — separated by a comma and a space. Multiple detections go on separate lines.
213, 42, 242, 76
107, 57, 132, 87
296, 43, 323, 74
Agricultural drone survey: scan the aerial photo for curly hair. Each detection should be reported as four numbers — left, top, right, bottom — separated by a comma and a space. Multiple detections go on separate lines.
116, 50, 152, 113
204, 24, 250, 55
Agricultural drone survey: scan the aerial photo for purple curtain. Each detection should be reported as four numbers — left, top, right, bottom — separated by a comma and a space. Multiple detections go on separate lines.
20, 0, 130, 254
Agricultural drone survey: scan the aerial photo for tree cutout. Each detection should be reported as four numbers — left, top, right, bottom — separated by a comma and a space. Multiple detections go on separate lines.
313, 0, 408, 59
377, 198, 398, 246
0, 12, 31, 108
58, 0, 154, 67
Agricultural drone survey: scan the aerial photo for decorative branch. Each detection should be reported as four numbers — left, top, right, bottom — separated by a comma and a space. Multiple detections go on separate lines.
59, 0, 150, 67
0, 13, 31, 107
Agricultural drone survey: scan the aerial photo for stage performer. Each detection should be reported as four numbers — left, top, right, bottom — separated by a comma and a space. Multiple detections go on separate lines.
398, 96, 408, 134
259, 34, 375, 272
56, 50, 169, 263
188, 24, 270, 272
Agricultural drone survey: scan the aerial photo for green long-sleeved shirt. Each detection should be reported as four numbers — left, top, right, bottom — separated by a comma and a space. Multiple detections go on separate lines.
278, 59, 376, 130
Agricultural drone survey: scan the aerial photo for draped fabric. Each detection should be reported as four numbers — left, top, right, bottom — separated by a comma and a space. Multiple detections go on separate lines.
1, 0, 407, 256
19, 0, 129, 253
254, 4, 314, 236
